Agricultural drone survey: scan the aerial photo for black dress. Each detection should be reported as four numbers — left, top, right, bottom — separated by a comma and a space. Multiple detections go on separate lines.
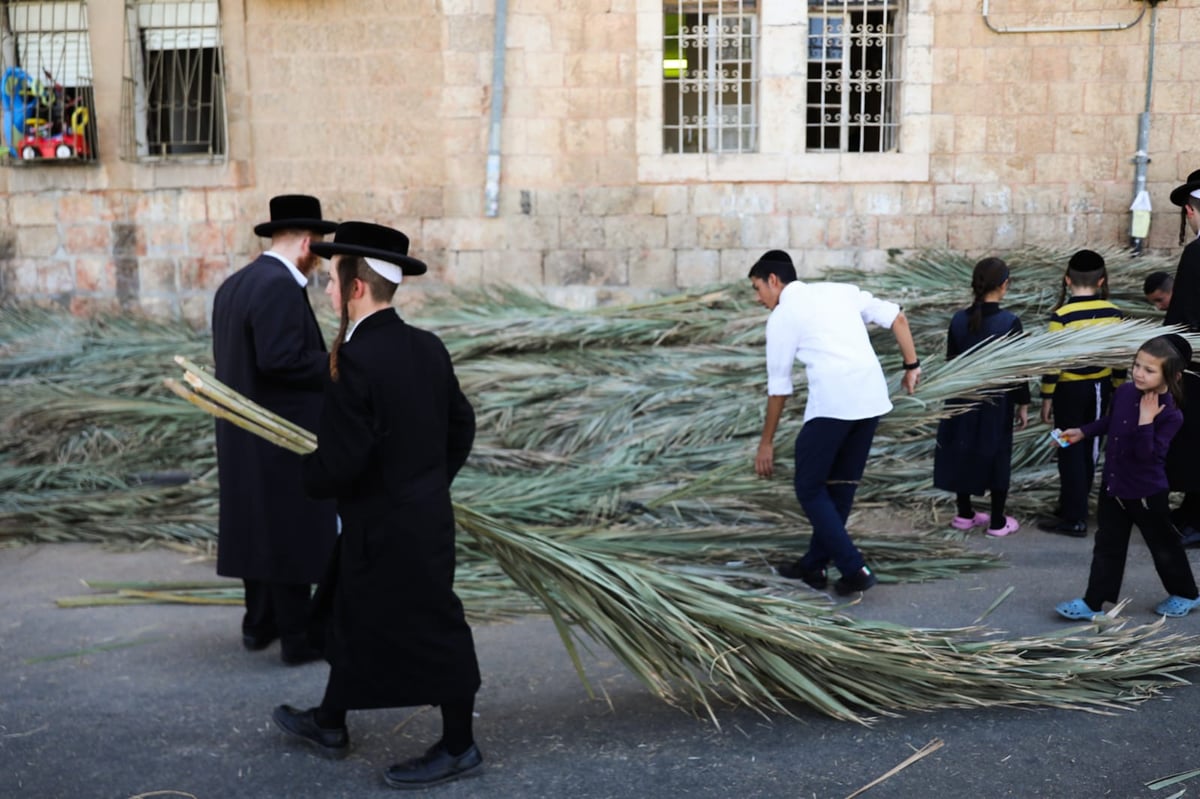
933, 303, 1031, 496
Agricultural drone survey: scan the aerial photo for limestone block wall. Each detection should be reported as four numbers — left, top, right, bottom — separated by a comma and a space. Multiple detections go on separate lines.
0, 0, 1197, 322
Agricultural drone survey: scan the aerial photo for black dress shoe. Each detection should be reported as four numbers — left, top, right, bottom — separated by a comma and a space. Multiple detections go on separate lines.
242, 632, 277, 651
271, 705, 349, 758
1037, 518, 1087, 537
383, 741, 483, 790
776, 560, 828, 590
833, 566, 877, 596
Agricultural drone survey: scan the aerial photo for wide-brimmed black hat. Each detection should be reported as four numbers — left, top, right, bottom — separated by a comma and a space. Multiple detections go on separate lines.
310, 221, 427, 277
1170, 169, 1200, 208
254, 195, 338, 237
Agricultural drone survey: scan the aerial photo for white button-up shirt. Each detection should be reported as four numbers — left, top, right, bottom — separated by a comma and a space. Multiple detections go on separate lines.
764, 280, 900, 422
264, 250, 307, 287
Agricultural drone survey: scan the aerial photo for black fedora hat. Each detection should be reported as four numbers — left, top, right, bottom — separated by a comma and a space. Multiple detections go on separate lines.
1170, 169, 1200, 208
310, 221, 427, 277
254, 195, 338, 237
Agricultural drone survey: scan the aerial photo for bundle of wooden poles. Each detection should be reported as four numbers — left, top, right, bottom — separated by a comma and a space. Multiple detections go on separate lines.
4, 245, 1200, 722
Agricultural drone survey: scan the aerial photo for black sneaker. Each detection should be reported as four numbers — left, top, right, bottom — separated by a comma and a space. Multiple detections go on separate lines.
833, 566, 877, 596
1037, 518, 1087, 537
776, 560, 827, 590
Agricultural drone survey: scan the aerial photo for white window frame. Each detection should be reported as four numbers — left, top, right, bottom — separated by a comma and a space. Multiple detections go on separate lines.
637, 0, 931, 183
120, 0, 226, 163
663, 5, 758, 155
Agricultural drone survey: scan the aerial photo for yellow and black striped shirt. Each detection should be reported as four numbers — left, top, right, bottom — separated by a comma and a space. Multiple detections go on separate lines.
1040, 297, 1126, 399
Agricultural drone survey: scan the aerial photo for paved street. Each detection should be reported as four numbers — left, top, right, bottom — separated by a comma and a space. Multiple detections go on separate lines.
3, 529, 1200, 799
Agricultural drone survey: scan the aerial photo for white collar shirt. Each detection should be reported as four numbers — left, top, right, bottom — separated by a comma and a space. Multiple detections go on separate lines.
344, 307, 388, 343
264, 250, 307, 288
764, 280, 900, 422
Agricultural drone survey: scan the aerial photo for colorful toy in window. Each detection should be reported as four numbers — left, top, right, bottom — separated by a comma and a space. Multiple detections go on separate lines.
2, 66, 36, 157
5, 68, 91, 161
17, 105, 90, 160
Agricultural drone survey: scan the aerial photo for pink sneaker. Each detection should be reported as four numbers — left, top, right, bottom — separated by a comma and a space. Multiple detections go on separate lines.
950, 511, 990, 530
986, 516, 1020, 537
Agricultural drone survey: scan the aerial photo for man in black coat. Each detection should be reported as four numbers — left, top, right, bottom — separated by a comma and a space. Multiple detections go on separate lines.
1166, 170, 1200, 543
211, 195, 338, 664
271, 222, 482, 790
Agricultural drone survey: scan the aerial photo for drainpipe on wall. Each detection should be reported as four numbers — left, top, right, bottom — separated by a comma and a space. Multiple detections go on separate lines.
484, 0, 509, 218
1130, 1, 1166, 256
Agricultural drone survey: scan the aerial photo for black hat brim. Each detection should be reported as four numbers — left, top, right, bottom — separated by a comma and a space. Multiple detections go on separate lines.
254, 218, 339, 237
310, 241, 428, 276
1170, 182, 1200, 208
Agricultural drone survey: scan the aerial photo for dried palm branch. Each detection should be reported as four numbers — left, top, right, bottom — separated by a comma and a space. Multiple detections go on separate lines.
167, 358, 1200, 724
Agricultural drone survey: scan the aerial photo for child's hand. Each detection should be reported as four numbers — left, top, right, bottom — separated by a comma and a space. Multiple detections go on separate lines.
1040, 399, 1053, 425
1015, 404, 1029, 431
1139, 391, 1164, 425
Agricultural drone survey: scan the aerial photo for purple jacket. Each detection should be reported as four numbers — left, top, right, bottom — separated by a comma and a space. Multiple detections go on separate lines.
1080, 382, 1183, 499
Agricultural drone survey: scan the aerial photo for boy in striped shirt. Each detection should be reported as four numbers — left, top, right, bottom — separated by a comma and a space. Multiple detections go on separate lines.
1038, 249, 1126, 537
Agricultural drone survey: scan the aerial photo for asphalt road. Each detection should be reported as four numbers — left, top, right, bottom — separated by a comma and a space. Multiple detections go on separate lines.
3, 526, 1200, 799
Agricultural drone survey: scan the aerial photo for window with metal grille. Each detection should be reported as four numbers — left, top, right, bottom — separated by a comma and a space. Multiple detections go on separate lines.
0, 1, 97, 163
120, 0, 225, 162
662, 0, 757, 155
806, 0, 902, 153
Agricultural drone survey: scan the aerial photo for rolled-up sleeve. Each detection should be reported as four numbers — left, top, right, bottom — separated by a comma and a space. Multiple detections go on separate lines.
765, 313, 796, 396
858, 289, 900, 328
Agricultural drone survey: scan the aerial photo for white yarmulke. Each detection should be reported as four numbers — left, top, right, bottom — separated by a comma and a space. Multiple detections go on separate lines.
364, 257, 403, 284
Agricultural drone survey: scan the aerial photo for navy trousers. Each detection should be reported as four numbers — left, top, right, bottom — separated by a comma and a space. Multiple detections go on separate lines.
793, 416, 879, 577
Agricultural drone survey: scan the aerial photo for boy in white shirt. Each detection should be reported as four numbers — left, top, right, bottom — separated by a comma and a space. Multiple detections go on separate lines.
750, 250, 921, 595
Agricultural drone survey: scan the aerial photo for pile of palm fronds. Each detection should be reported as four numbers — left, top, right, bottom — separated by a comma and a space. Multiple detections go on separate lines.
165, 355, 1200, 723
5, 244, 1200, 719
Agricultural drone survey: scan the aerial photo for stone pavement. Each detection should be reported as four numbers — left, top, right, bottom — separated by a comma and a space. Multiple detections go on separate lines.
3, 527, 1200, 799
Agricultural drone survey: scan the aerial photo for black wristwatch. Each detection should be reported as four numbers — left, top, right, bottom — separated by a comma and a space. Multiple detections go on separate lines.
903, 360, 921, 371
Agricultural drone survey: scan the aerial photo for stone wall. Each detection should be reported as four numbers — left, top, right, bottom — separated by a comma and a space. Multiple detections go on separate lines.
1, 0, 1197, 323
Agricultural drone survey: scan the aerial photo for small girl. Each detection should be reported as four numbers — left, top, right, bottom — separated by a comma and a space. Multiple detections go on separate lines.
934, 257, 1030, 536
1056, 334, 1200, 619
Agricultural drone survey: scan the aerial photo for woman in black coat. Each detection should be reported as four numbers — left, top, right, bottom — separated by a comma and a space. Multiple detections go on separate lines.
271, 223, 482, 790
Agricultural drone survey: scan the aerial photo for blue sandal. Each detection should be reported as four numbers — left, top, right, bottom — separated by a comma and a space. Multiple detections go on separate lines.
1155, 595, 1200, 618
1055, 598, 1103, 621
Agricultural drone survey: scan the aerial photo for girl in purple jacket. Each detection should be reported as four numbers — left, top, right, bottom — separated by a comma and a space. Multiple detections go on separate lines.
1055, 334, 1200, 619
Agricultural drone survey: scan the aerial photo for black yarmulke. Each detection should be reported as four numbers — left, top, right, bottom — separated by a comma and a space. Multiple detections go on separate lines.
1068, 249, 1105, 273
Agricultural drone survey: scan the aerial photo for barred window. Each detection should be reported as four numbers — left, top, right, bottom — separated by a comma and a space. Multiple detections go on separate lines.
662, 0, 757, 154
0, 1, 97, 163
806, 0, 902, 153
121, 0, 225, 162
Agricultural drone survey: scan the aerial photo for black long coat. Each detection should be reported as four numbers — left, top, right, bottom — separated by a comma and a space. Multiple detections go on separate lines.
933, 304, 1030, 495
302, 308, 479, 710
211, 254, 336, 582
1165, 237, 1200, 491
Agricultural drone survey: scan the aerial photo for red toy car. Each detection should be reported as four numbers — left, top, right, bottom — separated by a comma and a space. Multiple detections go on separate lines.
17, 129, 89, 159
16, 107, 90, 160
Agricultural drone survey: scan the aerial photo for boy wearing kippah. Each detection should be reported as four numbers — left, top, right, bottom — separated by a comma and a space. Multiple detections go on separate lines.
749, 250, 921, 595
1038, 249, 1126, 537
